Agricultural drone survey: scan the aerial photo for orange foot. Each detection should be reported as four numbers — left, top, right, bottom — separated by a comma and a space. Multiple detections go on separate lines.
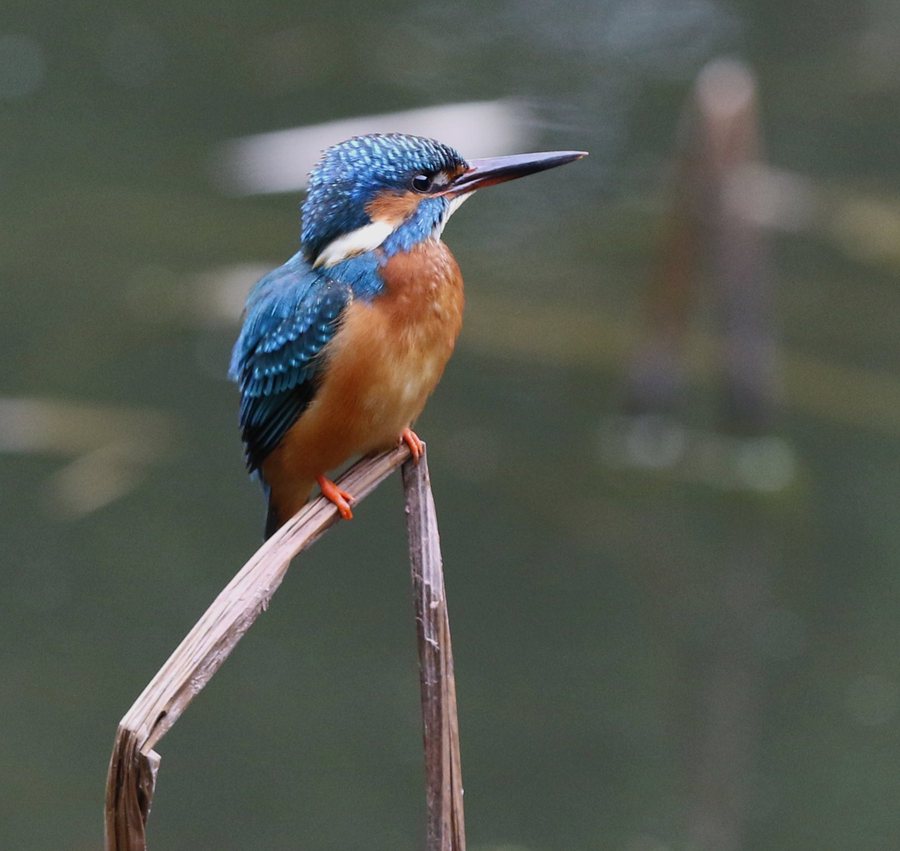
316, 474, 354, 520
401, 427, 425, 463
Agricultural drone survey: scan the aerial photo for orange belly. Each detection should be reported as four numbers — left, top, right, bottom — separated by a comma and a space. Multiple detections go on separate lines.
261, 240, 464, 522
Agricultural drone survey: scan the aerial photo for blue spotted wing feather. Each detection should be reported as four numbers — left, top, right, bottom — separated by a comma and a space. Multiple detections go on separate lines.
230, 253, 351, 472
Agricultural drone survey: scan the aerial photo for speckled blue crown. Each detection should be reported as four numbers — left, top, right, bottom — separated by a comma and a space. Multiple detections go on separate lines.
301, 133, 466, 262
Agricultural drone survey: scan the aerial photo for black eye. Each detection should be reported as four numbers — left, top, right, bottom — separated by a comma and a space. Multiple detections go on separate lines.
411, 173, 433, 193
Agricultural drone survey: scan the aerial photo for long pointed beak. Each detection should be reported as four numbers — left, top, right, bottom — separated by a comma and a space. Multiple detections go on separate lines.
446, 149, 587, 196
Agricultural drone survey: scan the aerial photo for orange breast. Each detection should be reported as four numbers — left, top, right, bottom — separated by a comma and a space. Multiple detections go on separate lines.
264, 240, 465, 493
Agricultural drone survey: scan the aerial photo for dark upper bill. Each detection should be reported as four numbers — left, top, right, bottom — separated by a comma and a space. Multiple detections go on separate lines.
446, 150, 588, 195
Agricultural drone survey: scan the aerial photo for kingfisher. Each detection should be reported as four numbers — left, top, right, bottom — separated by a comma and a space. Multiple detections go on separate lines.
230, 133, 586, 537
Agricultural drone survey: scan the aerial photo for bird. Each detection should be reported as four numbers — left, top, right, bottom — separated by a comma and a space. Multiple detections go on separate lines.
230, 133, 586, 538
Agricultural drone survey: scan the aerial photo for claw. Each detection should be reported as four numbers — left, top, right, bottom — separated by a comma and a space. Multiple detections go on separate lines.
401, 427, 425, 463
316, 474, 354, 520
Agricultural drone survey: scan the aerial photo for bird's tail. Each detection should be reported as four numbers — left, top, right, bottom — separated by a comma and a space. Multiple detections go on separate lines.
264, 501, 282, 540
263, 477, 315, 540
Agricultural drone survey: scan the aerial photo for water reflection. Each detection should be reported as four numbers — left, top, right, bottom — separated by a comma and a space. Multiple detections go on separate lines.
102, 19, 169, 89
3, 0, 900, 848
0, 397, 174, 516
0, 33, 44, 99
214, 99, 533, 195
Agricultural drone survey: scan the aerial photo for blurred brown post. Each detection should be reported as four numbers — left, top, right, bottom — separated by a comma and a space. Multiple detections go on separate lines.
104, 444, 466, 851
623, 58, 783, 851
627, 58, 777, 433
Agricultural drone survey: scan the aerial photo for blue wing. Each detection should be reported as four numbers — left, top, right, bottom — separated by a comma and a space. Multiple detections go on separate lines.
229, 252, 351, 472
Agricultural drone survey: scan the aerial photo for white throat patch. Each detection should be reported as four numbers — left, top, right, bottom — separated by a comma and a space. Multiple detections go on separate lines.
313, 219, 395, 269
313, 192, 473, 268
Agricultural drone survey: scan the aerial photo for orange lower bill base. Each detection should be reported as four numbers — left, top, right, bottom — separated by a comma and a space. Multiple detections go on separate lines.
316, 474, 354, 520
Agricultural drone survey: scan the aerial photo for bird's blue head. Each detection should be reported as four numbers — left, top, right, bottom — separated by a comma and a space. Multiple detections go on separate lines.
300, 133, 587, 269
301, 134, 467, 267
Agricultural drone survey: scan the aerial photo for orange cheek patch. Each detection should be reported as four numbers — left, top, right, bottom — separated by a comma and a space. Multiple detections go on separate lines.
365, 191, 421, 224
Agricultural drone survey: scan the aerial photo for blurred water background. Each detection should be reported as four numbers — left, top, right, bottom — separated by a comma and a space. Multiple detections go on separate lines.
2, 0, 900, 848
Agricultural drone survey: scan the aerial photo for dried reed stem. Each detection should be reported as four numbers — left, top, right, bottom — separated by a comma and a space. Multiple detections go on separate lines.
403, 451, 466, 851
105, 445, 411, 850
